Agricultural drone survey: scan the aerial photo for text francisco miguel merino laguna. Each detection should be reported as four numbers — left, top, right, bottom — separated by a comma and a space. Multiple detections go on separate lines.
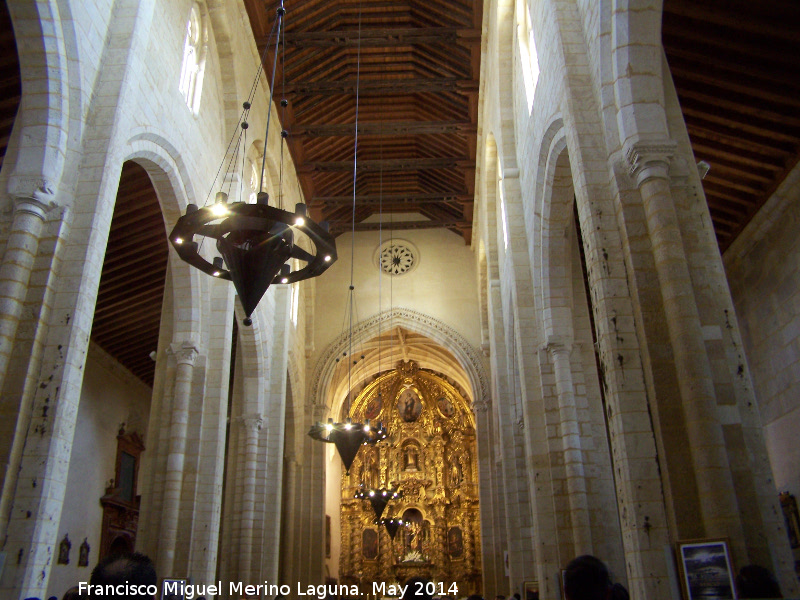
79, 579, 461, 598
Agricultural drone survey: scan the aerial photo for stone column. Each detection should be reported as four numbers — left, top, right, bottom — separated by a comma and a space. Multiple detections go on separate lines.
158, 341, 200, 577
0, 190, 53, 393
626, 142, 746, 548
281, 455, 298, 584
238, 413, 263, 583
545, 339, 593, 555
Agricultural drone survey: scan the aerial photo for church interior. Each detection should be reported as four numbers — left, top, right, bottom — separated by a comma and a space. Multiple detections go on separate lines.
0, 0, 798, 599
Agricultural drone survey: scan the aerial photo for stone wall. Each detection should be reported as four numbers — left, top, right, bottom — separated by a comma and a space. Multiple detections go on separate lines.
725, 165, 800, 503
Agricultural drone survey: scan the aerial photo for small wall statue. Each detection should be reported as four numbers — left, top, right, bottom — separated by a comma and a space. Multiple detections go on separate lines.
78, 538, 90, 567
58, 534, 71, 565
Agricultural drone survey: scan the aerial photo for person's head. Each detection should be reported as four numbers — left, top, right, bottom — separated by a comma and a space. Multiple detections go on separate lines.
89, 552, 157, 600
563, 555, 611, 600
61, 587, 80, 600
736, 565, 782, 599
493, 595, 505, 600
403, 578, 432, 600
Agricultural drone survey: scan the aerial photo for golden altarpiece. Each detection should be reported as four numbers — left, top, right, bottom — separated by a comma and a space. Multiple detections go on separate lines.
340, 361, 482, 595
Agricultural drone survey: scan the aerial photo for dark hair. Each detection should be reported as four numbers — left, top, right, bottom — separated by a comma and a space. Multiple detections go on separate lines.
736, 565, 782, 599
61, 587, 81, 600
563, 555, 611, 600
89, 552, 157, 599
403, 578, 432, 600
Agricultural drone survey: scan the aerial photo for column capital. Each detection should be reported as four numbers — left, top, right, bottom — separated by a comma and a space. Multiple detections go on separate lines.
238, 413, 263, 432
625, 140, 677, 187
473, 398, 490, 413
168, 340, 201, 365
542, 337, 573, 357
10, 183, 59, 221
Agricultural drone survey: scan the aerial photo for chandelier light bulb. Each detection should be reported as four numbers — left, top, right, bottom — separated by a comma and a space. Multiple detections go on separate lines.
211, 202, 229, 217
295, 216, 305, 226
174, 237, 184, 245
324, 255, 331, 262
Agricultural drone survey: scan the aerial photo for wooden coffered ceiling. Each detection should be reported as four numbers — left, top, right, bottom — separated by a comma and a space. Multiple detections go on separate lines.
243, 0, 483, 244
662, 0, 800, 251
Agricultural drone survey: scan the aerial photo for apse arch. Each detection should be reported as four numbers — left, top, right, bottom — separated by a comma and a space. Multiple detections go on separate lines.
310, 309, 489, 424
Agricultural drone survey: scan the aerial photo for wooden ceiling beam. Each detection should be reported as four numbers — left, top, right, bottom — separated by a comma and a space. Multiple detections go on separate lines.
329, 219, 467, 232
663, 4, 799, 43
310, 192, 471, 205
673, 80, 800, 128
292, 120, 475, 137
281, 77, 478, 95
94, 302, 162, 329
702, 190, 755, 212
685, 120, 797, 157
680, 106, 800, 145
668, 63, 800, 111
663, 39, 800, 91
299, 157, 474, 173
702, 174, 764, 197
276, 27, 480, 47
96, 288, 165, 315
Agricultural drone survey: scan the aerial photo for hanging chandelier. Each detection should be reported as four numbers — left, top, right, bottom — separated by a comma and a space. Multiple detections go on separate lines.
308, 418, 388, 474
377, 516, 407, 541
354, 484, 402, 521
169, 1, 336, 326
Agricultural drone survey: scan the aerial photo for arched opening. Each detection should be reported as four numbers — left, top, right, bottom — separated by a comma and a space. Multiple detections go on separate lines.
90, 161, 169, 386
0, 1, 22, 172
318, 315, 484, 594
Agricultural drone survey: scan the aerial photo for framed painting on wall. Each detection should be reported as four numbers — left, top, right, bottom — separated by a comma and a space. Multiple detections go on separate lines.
676, 539, 737, 600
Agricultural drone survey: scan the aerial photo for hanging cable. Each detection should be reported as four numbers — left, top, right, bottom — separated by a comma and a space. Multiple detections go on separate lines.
346, 1, 363, 417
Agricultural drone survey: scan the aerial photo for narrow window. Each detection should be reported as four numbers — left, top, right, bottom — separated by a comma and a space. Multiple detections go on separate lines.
179, 3, 206, 114
517, 0, 540, 113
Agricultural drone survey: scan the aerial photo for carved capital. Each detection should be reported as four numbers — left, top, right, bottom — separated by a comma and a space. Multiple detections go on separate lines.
9, 176, 58, 203
542, 337, 573, 358
625, 140, 677, 186
238, 413, 263, 432
168, 340, 201, 366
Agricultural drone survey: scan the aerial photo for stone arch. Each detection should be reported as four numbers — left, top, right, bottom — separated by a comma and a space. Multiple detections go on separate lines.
310, 309, 489, 425
4, 0, 71, 201
489, 0, 519, 167
610, 0, 669, 148
123, 131, 204, 343
537, 137, 575, 342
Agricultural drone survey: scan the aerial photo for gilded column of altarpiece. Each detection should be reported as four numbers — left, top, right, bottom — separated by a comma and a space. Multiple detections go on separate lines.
340, 361, 482, 596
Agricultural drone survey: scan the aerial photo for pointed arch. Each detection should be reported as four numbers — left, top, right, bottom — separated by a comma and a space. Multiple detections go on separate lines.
310, 309, 490, 421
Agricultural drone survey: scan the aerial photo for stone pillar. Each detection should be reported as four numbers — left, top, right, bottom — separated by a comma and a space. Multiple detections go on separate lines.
0, 191, 52, 393
0, 192, 55, 547
158, 341, 200, 577
626, 142, 746, 550
238, 413, 263, 583
281, 455, 298, 585
545, 339, 593, 555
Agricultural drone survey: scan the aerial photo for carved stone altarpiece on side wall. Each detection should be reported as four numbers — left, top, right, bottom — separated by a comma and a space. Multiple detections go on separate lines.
340, 360, 482, 595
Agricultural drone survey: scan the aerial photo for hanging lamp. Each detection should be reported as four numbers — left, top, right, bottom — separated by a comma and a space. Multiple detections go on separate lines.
377, 516, 407, 541
354, 484, 402, 521
169, 1, 336, 326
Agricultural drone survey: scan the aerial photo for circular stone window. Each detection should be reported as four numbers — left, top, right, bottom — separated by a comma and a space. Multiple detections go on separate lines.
375, 240, 419, 276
